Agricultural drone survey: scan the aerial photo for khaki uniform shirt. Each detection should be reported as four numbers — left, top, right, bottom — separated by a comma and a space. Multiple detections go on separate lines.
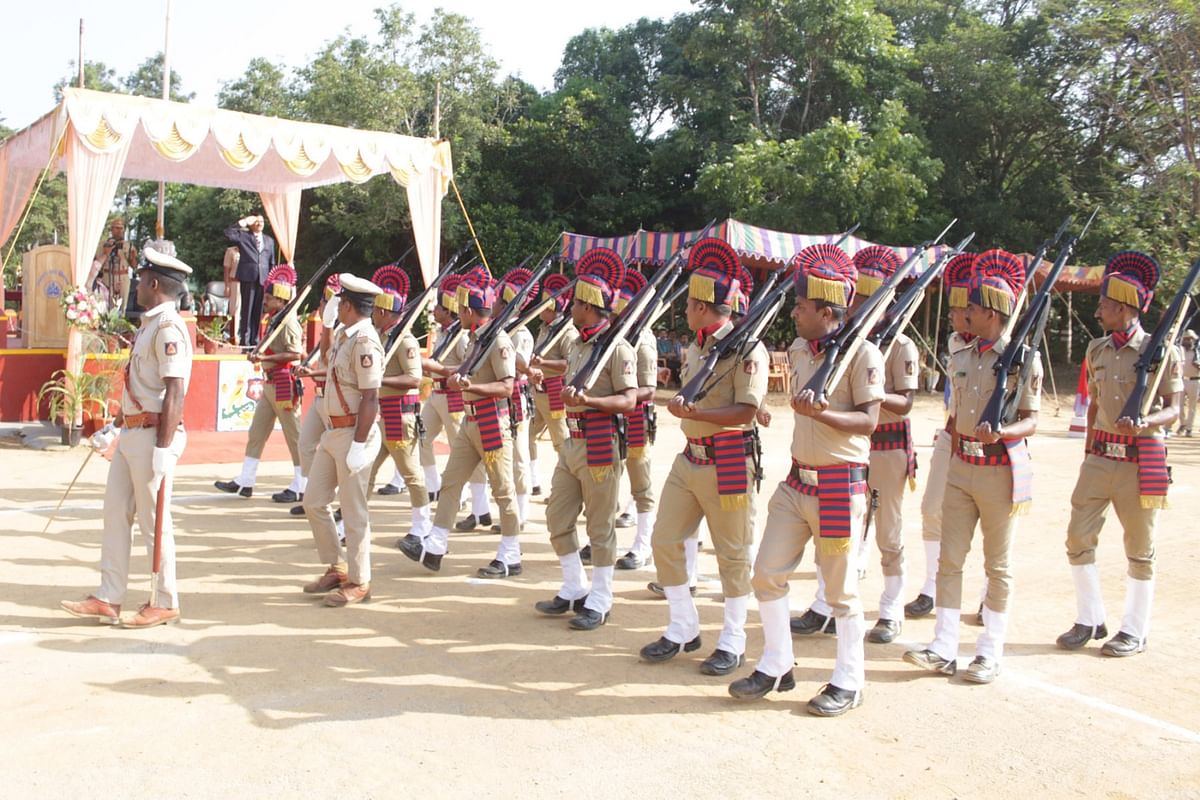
878, 332, 919, 426
267, 311, 302, 360
462, 323, 516, 403
534, 321, 579, 379
382, 331, 422, 397
564, 331, 637, 399
322, 317, 383, 417
511, 324, 534, 364
1087, 327, 1183, 438
679, 321, 768, 438
789, 338, 885, 466
223, 247, 240, 282
1181, 342, 1199, 380
948, 336, 1042, 436
634, 328, 658, 388
122, 301, 192, 415
434, 325, 469, 369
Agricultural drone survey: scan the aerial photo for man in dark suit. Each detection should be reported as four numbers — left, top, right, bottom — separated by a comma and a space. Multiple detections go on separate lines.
224, 214, 277, 347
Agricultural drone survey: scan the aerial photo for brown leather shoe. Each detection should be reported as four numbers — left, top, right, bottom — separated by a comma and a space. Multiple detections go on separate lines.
60, 596, 121, 625
304, 566, 348, 594
325, 583, 370, 607
122, 604, 180, 629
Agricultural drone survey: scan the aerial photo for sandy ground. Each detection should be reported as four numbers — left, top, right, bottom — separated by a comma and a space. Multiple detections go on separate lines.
2, 389, 1199, 799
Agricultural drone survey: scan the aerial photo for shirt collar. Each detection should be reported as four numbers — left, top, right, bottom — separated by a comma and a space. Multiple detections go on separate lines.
141, 301, 176, 321
696, 319, 733, 349
341, 317, 374, 340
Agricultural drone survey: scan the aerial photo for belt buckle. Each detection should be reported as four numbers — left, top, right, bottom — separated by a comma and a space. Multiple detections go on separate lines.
566, 418, 583, 433
961, 440, 984, 458
1104, 442, 1127, 459
687, 443, 709, 460
796, 468, 818, 487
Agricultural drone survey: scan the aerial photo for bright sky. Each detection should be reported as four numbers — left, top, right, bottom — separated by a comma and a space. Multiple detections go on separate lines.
1, 0, 697, 131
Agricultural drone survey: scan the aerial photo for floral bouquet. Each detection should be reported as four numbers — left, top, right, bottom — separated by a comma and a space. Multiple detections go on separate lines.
61, 286, 100, 330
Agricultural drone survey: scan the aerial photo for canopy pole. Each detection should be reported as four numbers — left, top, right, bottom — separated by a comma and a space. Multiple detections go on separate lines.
155, 0, 172, 240
78, 20, 84, 88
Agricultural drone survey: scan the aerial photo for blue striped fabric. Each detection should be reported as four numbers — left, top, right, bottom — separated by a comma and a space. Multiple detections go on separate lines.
1093, 430, 1169, 508
786, 460, 868, 555
380, 392, 419, 443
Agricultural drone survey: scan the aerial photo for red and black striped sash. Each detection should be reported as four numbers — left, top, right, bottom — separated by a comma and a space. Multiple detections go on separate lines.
872, 419, 916, 486
1093, 429, 1169, 509
543, 375, 566, 418
467, 398, 507, 463
685, 431, 753, 510
434, 377, 465, 415
266, 365, 295, 409
786, 460, 868, 555
568, 410, 618, 481
510, 378, 528, 423
380, 392, 419, 443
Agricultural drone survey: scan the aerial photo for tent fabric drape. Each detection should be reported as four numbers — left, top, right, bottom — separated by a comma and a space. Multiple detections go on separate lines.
65, 120, 133, 288
0, 112, 60, 253
395, 141, 453, 286
259, 189, 302, 265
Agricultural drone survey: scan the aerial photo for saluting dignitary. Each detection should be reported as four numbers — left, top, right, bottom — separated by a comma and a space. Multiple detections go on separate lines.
614, 269, 660, 570
528, 273, 578, 495
1057, 252, 1180, 656
729, 244, 882, 716
400, 266, 522, 575
905, 250, 1041, 683
300, 274, 384, 607
494, 268, 540, 530
215, 265, 304, 502
61, 247, 193, 628
639, 238, 768, 677
905, 253, 979, 618
366, 265, 432, 548
535, 249, 638, 630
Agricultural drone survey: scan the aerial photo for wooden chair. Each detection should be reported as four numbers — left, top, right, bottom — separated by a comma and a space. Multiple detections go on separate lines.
767, 351, 790, 393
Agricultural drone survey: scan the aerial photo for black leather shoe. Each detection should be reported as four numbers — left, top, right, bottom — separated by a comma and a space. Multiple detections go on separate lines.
214, 480, 252, 498
1100, 630, 1146, 657
791, 609, 836, 635
428, 490, 440, 502
806, 684, 862, 717
489, 524, 502, 534
535, 595, 588, 616
579, 545, 592, 565
647, 582, 697, 598
868, 618, 901, 644
1056, 622, 1108, 650
904, 593, 934, 619
377, 484, 403, 496
729, 669, 796, 700
568, 607, 609, 630
903, 648, 957, 675
271, 489, 302, 504
290, 504, 305, 516
699, 649, 744, 676
616, 551, 648, 570
334, 509, 343, 523
477, 559, 522, 579
396, 533, 421, 551
531, 485, 542, 496
455, 514, 481, 531
615, 512, 634, 528
421, 551, 443, 572
639, 635, 702, 663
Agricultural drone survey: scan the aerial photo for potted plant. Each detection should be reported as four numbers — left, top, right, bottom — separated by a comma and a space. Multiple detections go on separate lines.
37, 368, 117, 446
199, 316, 229, 354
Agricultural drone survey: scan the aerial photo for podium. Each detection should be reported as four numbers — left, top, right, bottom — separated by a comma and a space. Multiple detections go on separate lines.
22, 245, 71, 348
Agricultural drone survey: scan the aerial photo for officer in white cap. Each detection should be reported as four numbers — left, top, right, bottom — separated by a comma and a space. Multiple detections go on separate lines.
61, 247, 194, 628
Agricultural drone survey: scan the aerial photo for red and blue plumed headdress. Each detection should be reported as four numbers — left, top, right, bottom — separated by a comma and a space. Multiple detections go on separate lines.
687, 238, 741, 308
969, 249, 1026, 316
616, 269, 648, 314
371, 264, 410, 313
541, 273, 572, 312
457, 265, 497, 312
943, 253, 976, 309
852, 245, 901, 298
575, 247, 626, 311
266, 264, 297, 301
792, 244, 856, 308
499, 267, 539, 312
1101, 251, 1159, 313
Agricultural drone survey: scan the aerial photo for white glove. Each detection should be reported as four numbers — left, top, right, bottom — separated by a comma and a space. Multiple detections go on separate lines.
90, 423, 119, 451
345, 440, 371, 473
322, 296, 341, 329
152, 446, 177, 480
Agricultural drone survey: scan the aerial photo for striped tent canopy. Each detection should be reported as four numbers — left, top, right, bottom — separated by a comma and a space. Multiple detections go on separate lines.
1027, 256, 1105, 291
560, 218, 951, 276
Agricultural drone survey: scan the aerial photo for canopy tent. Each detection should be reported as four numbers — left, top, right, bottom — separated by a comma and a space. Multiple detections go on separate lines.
0, 87, 452, 375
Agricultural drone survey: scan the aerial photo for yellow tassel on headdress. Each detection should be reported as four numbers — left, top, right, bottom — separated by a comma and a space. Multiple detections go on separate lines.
442, 292, 459, 313
818, 536, 852, 557
373, 293, 400, 311
1106, 277, 1141, 309
590, 466, 613, 483
689, 273, 716, 303
627, 446, 645, 461
575, 280, 606, 308
456, 285, 471, 308
856, 274, 883, 297
980, 284, 1013, 316
271, 284, 293, 300
1140, 495, 1168, 510
805, 275, 847, 306
720, 493, 749, 511
948, 286, 969, 309
615, 297, 629, 313
503, 284, 519, 303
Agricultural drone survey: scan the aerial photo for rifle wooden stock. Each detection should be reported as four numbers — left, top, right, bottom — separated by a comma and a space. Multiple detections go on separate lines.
430, 320, 463, 362
1120, 257, 1200, 421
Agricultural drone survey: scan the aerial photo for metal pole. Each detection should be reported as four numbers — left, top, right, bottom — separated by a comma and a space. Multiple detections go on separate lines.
155, 0, 172, 240
78, 20, 84, 88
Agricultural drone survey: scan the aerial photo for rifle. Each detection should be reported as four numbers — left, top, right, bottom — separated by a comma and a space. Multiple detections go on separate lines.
567, 224, 716, 392
383, 245, 470, 359
510, 280, 573, 334
456, 259, 552, 377
676, 223, 866, 404
996, 215, 1074, 346
870, 229, 975, 360
980, 209, 1099, 430
622, 219, 720, 346
430, 320, 464, 363
253, 236, 354, 356
1119, 257, 1200, 422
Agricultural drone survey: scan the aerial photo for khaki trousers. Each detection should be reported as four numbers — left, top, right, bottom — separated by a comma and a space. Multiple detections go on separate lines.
920, 429, 951, 542
868, 448, 907, 576
625, 446, 655, 514
303, 426, 379, 584
1066, 455, 1157, 580
937, 457, 1018, 613
298, 398, 327, 475
512, 418, 531, 495
432, 418, 519, 534
245, 383, 301, 466
529, 388, 568, 462
420, 392, 484, 484
226, 279, 241, 343
98, 427, 186, 609
752, 481, 865, 616
546, 437, 623, 567
1183, 379, 1199, 431
650, 453, 755, 599
368, 418, 430, 506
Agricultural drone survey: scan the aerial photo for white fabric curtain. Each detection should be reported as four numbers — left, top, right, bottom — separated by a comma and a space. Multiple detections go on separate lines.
66, 121, 133, 288
394, 141, 452, 286
259, 188, 302, 264
0, 153, 41, 254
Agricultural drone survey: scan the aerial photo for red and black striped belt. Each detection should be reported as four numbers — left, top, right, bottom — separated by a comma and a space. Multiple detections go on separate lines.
955, 435, 1011, 465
